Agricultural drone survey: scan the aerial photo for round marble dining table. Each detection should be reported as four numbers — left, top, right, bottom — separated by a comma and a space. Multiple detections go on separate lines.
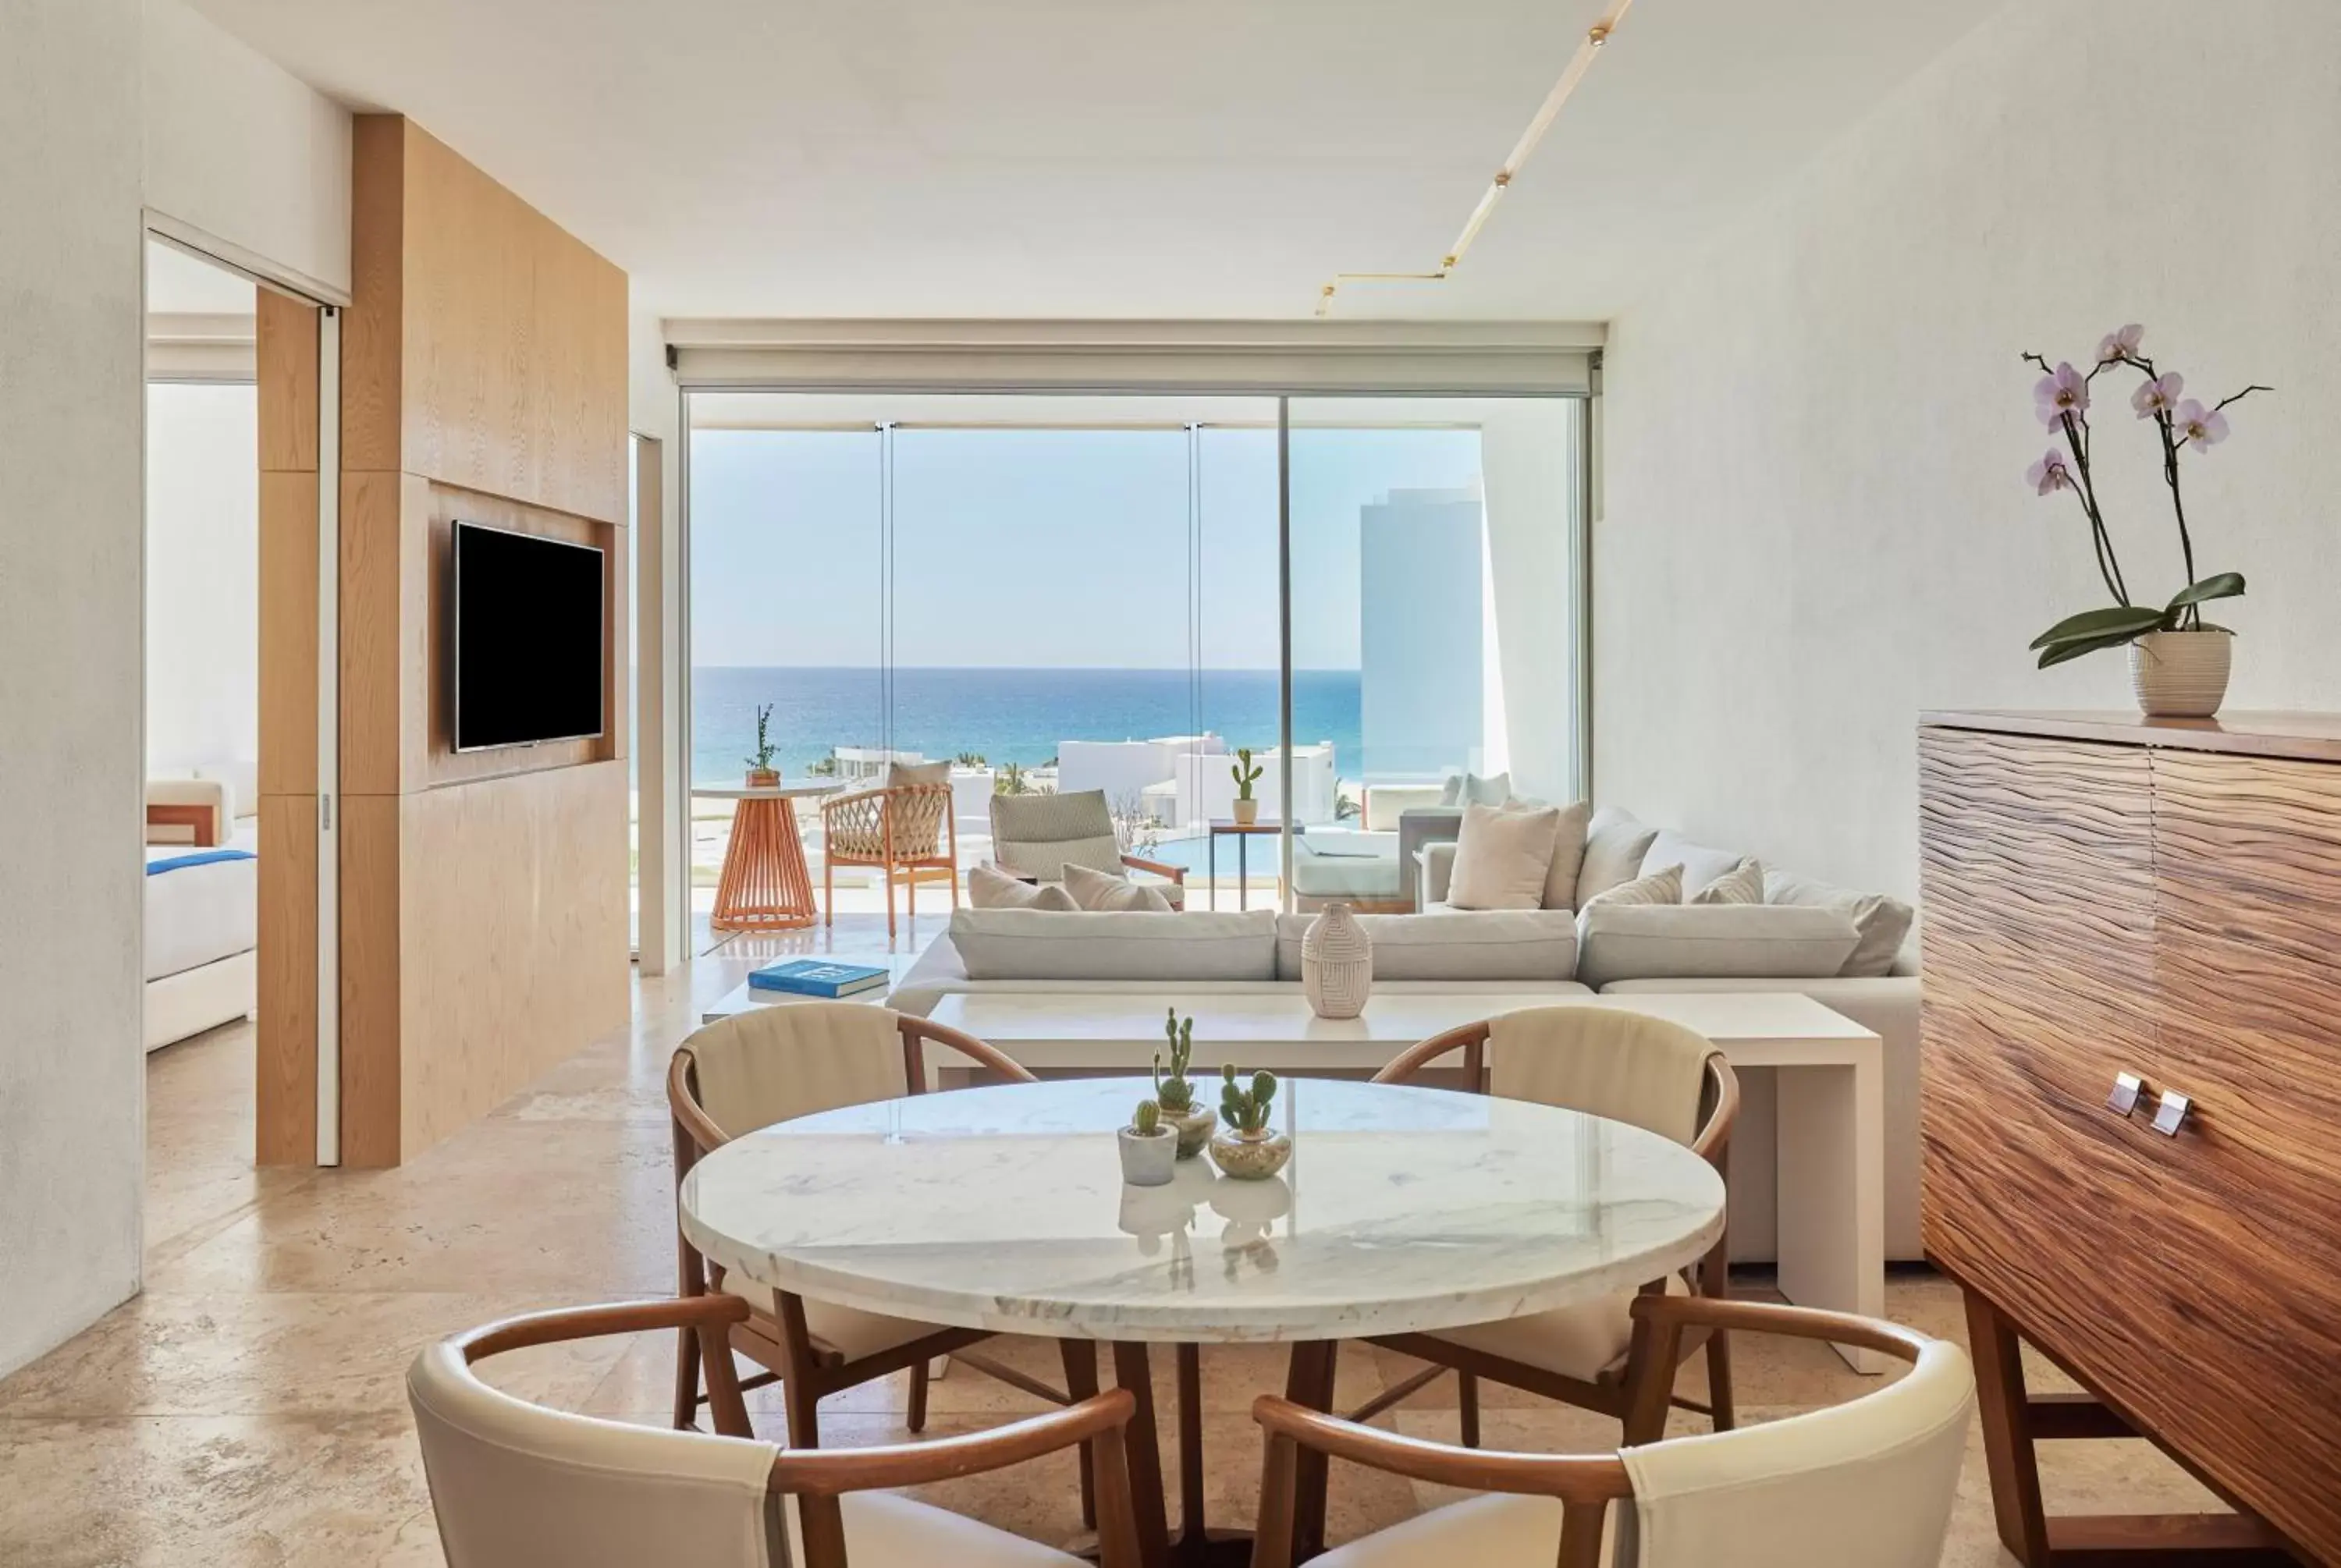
680, 1074, 1724, 1566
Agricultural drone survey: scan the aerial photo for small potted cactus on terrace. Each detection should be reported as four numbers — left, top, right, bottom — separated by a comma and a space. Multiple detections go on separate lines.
1229, 747, 1263, 826
1208, 1064, 1291, 1180
1153, 1008, 1217, 1157
1118, 1098, 1178, 1187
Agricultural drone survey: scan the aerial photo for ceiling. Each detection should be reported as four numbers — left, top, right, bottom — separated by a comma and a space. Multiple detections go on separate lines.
185, 0, 1991, 321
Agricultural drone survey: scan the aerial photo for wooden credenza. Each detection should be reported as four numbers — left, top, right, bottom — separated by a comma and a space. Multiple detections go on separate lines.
1920, 711, 2341, 1566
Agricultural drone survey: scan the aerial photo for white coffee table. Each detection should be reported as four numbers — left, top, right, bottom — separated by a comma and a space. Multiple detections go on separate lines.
919, 989, 1886, 1371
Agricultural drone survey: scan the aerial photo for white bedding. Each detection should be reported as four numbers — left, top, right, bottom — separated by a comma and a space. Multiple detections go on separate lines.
144, 823, 258, 983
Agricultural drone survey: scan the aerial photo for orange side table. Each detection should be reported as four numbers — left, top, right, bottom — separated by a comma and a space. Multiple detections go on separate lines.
694, 782, 843, 931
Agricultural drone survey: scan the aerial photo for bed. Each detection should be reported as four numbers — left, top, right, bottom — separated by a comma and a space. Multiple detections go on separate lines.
144, 771, 259, 1052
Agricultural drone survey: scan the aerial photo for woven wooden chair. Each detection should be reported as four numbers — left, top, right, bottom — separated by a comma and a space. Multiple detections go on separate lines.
410, 1295, 1142, 1568
821, 780, 957, 937
669, 1004, 1105, 1527
1347, 1006, 1739, 1450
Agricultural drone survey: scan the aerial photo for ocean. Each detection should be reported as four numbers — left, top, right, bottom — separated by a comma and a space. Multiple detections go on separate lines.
691, 666, 1362, 784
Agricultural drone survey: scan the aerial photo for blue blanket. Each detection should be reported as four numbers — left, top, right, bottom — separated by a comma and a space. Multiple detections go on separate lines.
146, 849, 257, 877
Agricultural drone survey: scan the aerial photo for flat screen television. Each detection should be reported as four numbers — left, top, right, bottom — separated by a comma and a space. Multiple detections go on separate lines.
452, 520, 606, 751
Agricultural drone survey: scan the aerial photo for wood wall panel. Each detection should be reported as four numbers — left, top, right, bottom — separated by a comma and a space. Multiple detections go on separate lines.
396, 122, 627, 526
343, 115, 406, 477
396, 761, 631, 1154
257, 470, 320, 797
254, 795, 318, 1166
257, 291, 319, 474
337, 793, 403, 1169
1921, 719, 2341, 1561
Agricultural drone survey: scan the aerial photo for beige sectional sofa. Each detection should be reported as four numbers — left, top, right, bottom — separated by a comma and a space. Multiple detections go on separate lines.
890, 816, 1920, 1266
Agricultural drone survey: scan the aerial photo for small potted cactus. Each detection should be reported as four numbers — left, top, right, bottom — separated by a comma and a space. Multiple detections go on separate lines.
1118, 1098, 1178, 1187
1229, 747, 1263, 826
1208, 1064, 1291, 1180
1153, 1008, 1217, 1158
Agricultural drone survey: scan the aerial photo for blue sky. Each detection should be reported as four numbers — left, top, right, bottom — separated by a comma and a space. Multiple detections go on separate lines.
688, 424, 1485, 669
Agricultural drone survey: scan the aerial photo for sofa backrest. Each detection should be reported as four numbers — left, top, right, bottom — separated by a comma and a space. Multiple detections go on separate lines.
948, 908, 1276, 982
1276, 910, 1578, 983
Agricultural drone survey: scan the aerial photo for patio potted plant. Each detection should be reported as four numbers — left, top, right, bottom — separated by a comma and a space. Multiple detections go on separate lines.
1229, 747, 1263, 826
2021, 325, 2272, 717
1118, 1098, 1178, 1187
1208, 1065, 1291, 1180
744, 703, 780, 787
1153, 1009, 1217, 1157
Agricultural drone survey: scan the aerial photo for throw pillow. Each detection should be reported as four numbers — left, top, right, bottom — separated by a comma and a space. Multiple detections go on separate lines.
1762, 868, 1916, 977
1575, 807, 1661, 906
1689, 857, 1764, 906
1537, 800, 1594, 911
1064, 861, 1174, 913
1445, 802, 1563, 911
968, 862, 1078, 910
1581, 862, 1683, 911
1437, 771, 1512, 808
886, 759, 951, 789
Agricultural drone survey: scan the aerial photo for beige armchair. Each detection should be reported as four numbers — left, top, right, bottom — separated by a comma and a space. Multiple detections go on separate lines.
1352, 1007, 1739, 1450
821, 779, 956, 937
987, 789, 1185, 906
1253, 1297, 1972, 1568
408, 1294, 1142, 1568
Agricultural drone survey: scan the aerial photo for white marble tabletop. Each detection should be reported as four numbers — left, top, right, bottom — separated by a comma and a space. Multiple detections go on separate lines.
678, 1076, 1725, 1345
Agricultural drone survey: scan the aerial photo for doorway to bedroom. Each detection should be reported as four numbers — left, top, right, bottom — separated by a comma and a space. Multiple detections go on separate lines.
142, 231, 346, 1268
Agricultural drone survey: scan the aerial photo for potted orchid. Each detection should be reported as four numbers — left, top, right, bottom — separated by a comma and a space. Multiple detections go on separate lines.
2023, 325, 2271, 717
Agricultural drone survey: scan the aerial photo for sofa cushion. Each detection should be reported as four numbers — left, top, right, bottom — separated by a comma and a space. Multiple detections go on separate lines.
1446, 802, 1562, 911
1063, 862, 1174, 913
1640, 828, 1748, 897
968, 863, 1078, 910
1573, 903, 1860, 988
1437, 771, 1512, 808
1689, 857, 1764, 906
1535, 800, 1593, 912
950, 909, 1275, 981
1582, 862, 1682, 910
886, 759, 951, 789
1763, 868, 1916, 978
1277, 910, 1577, 983
1575, 807, 1659, 906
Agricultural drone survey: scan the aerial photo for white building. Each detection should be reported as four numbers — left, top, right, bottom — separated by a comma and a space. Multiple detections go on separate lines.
1057, 734, 1227, 822
1169, 742, 1337, 828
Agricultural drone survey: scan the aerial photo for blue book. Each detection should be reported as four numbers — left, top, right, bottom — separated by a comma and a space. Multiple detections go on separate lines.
748, 960, 890, 998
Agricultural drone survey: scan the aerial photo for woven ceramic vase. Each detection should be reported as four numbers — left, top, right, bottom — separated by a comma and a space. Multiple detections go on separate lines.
2130, 629, 2232, 718
1301, 903, 1373, 1020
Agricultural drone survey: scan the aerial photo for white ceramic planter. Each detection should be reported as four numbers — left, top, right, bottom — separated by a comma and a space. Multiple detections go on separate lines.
1117, 1126, 1178, 1187
1231, 797, 1260, 826
1302, 903, 1373, 1019
2130, 629, 2233, 718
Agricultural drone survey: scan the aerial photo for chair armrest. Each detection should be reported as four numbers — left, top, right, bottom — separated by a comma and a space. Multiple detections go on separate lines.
1249, 1396, 1628, 1500
454, 1294, 751, 1363
1120, 853, 1186, 885
1416, 840, 1458, 906
1371, 1021, 1490, 1085
1629, 1293, 1927, 1366
772, 1389, 1135, 1495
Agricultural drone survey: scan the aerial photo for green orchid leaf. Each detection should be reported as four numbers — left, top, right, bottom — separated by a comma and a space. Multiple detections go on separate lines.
2165, 572, 2246, 611
2029, 606, 2165, 651
2037, 629, 2147, 669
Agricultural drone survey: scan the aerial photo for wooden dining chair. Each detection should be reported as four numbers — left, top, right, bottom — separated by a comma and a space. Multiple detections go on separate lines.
408, 1294, 1142, 1568
669, 1002, 1106, 1523
1350, 1006, 1739, 1448
1252, 1297, 1973, 1568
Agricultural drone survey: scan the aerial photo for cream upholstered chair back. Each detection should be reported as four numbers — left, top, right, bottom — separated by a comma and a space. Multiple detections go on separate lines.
1620, 1336, 1973, 1566
989, 789, 1124, 881
410, 1333, 783, 1567
1487, 1006, 1719, 1147
677, 1003, 908, 1142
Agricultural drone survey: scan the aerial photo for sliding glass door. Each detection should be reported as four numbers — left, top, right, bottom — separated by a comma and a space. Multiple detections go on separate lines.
684, 390, 1581, 941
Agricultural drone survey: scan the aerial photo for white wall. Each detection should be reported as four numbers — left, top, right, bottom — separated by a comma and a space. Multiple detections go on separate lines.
1596, 0, 2341, 903
140, 0, 352, 299
0, 0, 147, 1377
146, 382, 261, 779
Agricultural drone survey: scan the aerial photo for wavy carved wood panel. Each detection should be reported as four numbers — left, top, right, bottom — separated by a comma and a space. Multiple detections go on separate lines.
1920, 723, 2341, 1559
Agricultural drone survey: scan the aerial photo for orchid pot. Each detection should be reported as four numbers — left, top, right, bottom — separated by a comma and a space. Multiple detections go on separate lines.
2020, 325, 2269, 721
2130, 627, 2233, 718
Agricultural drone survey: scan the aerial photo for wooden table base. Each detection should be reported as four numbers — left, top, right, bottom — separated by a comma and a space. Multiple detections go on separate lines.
710, 796, 819, 931
1109, 1340, 1341, 1568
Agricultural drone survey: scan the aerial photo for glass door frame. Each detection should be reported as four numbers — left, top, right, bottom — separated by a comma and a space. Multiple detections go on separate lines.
677, 386, 1592, 925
